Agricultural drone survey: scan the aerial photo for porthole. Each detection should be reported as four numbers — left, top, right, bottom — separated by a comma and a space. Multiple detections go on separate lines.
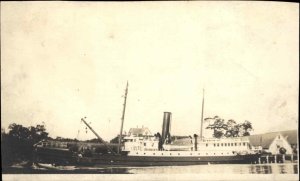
153, 153, 155, 155
136, 152, 138, 154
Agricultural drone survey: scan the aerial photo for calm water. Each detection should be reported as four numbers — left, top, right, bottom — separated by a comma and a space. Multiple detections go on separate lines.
126, 163, 298, 174
4, 162, 298, 174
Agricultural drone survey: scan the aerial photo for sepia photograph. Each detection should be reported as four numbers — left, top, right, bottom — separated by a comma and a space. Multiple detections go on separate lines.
1, 1, 299, 180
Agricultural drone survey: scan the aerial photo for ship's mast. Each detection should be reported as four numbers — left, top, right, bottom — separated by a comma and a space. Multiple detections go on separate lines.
200, 89, 205, 140
118, 81, 129, 154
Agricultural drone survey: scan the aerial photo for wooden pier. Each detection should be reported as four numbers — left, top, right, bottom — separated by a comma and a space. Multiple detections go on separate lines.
255, 154, 298, 164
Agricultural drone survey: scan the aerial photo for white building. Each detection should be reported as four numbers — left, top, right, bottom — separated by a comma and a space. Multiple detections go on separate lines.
249, 130, 297, 154
128, 127, 152, 137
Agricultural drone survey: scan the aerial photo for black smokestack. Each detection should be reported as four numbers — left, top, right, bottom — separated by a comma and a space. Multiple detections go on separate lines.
161, 112, 172, 144
194, 134, 198, 151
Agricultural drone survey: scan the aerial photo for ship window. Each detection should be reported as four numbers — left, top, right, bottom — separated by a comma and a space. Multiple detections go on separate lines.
177, 153, 179, 155
217, 143, 219, 147
243, 143, 246, 146
144, 143, 146, 146
153, 153, 155, 155
235, 143, 237, 146
221, 143, 223, 146
239, 143, 241, 146
231, 143, 233, 146
225, 143, 227, 146
214, 153, 215, 155
190, 153, 192, 155
136, 152, 138, 154
162, 153, 163, 155
206, 153, 208, 155
144, 153, 146, 155
221, 153, 223, 155
198, 153, 200, 155
206, 144, 208, 147
214, 144, 216, 147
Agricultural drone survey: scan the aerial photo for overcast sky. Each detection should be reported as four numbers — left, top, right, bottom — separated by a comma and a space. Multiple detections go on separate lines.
1, 2, 298, 141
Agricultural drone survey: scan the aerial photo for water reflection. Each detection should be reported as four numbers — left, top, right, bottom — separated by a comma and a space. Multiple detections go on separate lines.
3, 163, 298, 174
249, 165, 272, 174
127, 163, 298, 174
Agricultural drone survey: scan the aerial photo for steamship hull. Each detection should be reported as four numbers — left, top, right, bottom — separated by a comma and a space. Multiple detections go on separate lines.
35, 148, 261, 166
76, 154, 261, 166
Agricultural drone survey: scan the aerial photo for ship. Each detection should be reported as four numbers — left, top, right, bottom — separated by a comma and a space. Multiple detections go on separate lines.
34, 82, 261, 166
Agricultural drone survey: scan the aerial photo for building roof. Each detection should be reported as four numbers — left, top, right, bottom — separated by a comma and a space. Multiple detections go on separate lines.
249, 130, 297, 148
128, 127, 151, 136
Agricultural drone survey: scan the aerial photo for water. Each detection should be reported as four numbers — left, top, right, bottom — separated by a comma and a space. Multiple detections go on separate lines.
126, 163, 298, 174
3, 163, 298, 174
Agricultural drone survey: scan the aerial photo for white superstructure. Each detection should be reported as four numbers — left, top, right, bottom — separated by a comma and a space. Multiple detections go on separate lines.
122, 135, 256, 157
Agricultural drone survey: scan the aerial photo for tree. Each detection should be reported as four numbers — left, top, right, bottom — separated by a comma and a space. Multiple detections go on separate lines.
205, 116, 227, 138
2, 123, 50, 166
240, 120, 253, 136
204, 116, 253, 138
224, 119, 240, 137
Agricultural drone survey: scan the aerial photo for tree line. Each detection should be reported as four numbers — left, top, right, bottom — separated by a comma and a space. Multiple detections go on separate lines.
1, 123, 49, 166
1, 123, 105, 167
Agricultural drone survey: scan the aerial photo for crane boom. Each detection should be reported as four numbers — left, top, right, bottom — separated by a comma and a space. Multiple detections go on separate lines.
81, 118, 115, 154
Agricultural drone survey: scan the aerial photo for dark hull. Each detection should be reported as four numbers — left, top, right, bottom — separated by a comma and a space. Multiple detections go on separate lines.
77, 154, 261, 166
35, 147, 261, 166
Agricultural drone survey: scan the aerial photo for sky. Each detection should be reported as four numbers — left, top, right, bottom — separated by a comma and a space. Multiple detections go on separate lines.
1, 2, 299, 141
